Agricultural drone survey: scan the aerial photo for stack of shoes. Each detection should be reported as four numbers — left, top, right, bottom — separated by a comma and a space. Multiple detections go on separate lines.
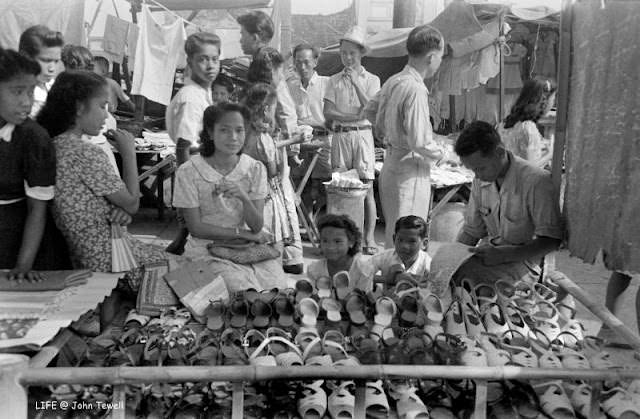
34, 272, 639, 418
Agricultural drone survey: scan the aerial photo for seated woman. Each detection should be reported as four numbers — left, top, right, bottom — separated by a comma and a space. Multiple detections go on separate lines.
36, 71, 168, 273
497, 78, 556, 168
172, 103, 287, 292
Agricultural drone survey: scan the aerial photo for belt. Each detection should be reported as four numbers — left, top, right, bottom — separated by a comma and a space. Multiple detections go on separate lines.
312, 128, 329, 136
333, 125, 371, 133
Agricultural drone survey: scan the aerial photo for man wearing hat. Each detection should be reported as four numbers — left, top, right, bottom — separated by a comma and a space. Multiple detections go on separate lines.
365, 25, 446, 248
324, 26, 381, 255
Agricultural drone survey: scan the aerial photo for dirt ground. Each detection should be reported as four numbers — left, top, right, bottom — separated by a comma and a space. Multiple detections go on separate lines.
130, 207, 640, 366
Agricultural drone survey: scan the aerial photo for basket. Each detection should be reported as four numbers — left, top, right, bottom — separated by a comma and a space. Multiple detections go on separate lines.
325, 184, 371, 233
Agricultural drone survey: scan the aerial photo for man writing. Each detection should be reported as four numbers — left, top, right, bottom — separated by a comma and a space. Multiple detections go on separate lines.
365, 25, 446, 248
454, 121, 562, 284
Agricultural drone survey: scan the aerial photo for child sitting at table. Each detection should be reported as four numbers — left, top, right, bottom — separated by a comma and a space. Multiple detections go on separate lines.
352, 215, 432, 291
306, 214, 370, 291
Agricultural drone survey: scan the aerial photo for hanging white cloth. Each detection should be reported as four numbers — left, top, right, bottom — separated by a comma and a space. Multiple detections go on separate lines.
131, 5, 186, 106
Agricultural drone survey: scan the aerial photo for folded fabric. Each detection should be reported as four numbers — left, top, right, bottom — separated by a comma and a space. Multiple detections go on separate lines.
0, 270, 91, 291
136, 261, 179, 316
207, 242, 280, 265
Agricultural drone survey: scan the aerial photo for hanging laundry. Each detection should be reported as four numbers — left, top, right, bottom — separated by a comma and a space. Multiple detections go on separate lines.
486, 42, 528, 93
103, 15, 129, 64
127, 23, 140, 67
531, 31, 558, 79
131, 5, 186, 106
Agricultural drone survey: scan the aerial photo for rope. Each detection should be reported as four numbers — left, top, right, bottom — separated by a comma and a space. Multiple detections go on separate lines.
529, 24, 541, 79
144, 0, 201, 30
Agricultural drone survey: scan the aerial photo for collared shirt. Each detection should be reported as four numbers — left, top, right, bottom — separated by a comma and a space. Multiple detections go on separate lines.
363, 248, 432, 279
461, 151, 563, 249
165, 77, 213, 145
287, 72, 330, 128
30, 79, 55, 118
365, 65, 442, 161
324, 66, 380, 126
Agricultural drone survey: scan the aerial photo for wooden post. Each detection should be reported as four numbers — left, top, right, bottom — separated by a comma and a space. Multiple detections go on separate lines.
552, 0, 573, 197
130, 0, 145, 123
111, 384, 127, 419
393, 0, 417, 28
498, 10, 505, 122
280, 0, 292, 55
0, 354, 29, 419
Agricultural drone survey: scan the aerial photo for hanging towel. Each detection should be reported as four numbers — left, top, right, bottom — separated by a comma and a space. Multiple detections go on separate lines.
103, 14, 129, 64
131, 5, 186, 106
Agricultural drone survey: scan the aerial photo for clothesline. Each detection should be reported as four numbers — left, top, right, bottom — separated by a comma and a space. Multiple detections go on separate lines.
143, 0, 202, 30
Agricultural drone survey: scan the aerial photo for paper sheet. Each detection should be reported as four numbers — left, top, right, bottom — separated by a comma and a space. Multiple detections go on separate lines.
426, 242, 475, 296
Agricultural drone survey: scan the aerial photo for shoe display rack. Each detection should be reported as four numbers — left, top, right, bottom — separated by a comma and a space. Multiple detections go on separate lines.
2, 271, 640, 419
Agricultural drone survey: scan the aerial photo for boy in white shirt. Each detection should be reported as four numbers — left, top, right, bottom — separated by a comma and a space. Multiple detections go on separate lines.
165, 32, 221, 254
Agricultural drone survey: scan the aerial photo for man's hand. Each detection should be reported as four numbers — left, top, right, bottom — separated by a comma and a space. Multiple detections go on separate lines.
108, 208, 133, 226
8, 264, 43, 282
469, 244, 516, 266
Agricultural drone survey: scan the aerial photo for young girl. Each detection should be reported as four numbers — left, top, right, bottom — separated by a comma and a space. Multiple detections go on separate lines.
498, 78, 556, 168
307, 214, 369, 291
173, 103, 286, 292
0, 49, 56, 280
36, 70, 166, 272
242, 83, 295, 258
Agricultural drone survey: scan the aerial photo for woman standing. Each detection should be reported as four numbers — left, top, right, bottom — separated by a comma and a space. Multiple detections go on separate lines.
497, 79, 556, 168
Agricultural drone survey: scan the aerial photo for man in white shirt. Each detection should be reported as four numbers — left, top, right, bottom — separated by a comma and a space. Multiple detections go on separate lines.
287, 43, 331, 216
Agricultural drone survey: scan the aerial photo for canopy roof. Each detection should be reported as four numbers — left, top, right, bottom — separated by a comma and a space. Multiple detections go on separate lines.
322, 1, 559, 59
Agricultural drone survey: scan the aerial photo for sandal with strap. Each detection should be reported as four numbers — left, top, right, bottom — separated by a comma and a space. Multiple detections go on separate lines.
565, 382, 606, 419
600, 387, 640, 419
472, 283, 498, 310
477, 333, 511, 366
298, 297, 320, 328
365, 380, 390, 419
344, 290, 368, 326
327, 381, 355, 419
295, 279, 314, 303
533, 380, 577, 419
444, 300, 467, 337
462, 302, 485, 337
333, 271, 352, 301
322, 330, 349, 362
188, 329, 220, 366
352, 335, 384, 365
422, 293, 444, 325
220, 328, 248, 365
298, 381, 327, 419
267, 336, 304, 366
244, 329, 276, 366
272, 294, 296, 329
481, 302, 510, 336
228, 295, 249, 329
403, 328, 434, 365
205, 299, 226, 332
316, 275, 333, 299
433, 333, 466, 365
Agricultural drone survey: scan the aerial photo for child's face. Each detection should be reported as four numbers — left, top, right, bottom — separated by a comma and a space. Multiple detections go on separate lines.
0, 74, 37, 125
188, 44, 220, 85
394, 228, 427, 265
209, 111, 246, 156
212, 84, 230, 104
320, 227, 354, 261
75, 87, 109, 136
35, 46, 62, 84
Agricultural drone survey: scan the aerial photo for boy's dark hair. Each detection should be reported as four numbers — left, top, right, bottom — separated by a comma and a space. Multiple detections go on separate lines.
406, 25, 443, 57
317, 213, 362, 257
503, 79, 557, 129
247, 47, 284, 85
394, 215, 428, 238
61, 45, 94, 71
454, 120, 502, 158
237, 11, 274, 43
199, 103, 250, 157
37, 70, 108, 137
18, 25, 64, 58
213, 74, 234, 93
184, 32, 221, 58
0, 48, 41, 83
292, 43, 320, 60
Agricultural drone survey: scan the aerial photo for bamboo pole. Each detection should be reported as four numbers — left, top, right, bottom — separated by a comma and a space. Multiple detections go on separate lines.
552, 0, 573, 196
553, 272, 640, 351
112, 385, 126, 419
19, 365, 640, 386
231, 381, 244, 419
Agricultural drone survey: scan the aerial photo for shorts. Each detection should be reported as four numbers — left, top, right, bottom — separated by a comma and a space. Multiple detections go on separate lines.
331, 129, 375, 180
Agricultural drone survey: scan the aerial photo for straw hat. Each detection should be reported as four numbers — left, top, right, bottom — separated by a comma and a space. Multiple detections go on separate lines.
340, 26, 370, 55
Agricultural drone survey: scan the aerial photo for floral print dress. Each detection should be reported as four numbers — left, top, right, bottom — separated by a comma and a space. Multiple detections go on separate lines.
52, 131, 166, 272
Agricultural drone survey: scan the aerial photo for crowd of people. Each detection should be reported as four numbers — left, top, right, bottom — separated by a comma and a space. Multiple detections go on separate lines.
4, 11, 621, 338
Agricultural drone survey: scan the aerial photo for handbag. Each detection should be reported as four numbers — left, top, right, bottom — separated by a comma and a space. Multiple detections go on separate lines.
206, 241, 280, 265
136, 261, 180, 316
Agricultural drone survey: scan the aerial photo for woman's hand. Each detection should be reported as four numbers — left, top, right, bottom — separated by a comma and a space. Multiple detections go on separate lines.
8, 264, 43, 282
107, 208, 132, 226
248, 231, 274, 244
219, 182, 250, 203
105, 129, 136, 156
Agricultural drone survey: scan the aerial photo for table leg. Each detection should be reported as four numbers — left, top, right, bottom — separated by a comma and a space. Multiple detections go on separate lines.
157, 168, 164, 221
